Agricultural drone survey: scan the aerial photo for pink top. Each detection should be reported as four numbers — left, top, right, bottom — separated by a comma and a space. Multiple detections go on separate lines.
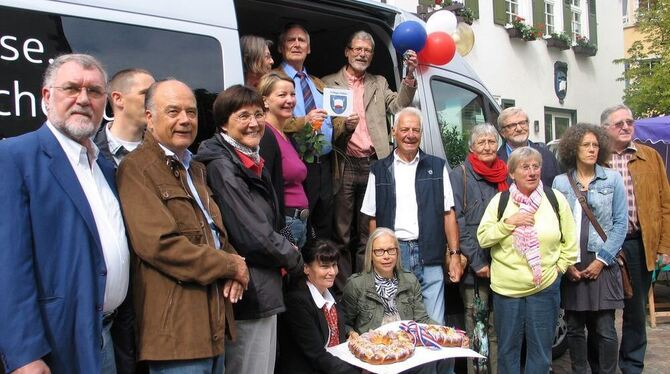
268, 125, 309, 209
344, 69, 375, 157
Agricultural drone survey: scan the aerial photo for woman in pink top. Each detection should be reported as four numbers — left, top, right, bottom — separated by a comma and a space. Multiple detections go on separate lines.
258, 72, 310, 248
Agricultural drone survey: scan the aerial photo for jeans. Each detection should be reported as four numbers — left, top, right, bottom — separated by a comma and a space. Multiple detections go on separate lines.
493, 276, 560, 374
619, 237, 653, 374
566, 309, 617, 374
101, 318, 117, 374
398, 240, 454, 374
148, 355, 224, 374
285, 215, 307, 249
398, 240, 446, 325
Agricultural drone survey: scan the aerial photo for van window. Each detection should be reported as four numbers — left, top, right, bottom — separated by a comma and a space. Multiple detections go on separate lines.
0, 5, 223, 147
430, 78, 487, 165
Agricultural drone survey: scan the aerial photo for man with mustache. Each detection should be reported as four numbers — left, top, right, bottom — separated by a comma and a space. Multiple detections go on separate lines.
601, 104, 670, 373
496, 106, 560, 186
0, 53, 130, 374
361, 108, 463, 345
116, 79, 249, 373
322, 31, 418, 296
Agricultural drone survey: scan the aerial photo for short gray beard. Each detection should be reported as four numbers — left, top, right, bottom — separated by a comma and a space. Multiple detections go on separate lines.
50, 113, 99, 142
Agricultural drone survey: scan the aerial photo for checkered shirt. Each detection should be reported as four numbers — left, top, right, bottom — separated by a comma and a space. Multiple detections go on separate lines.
609, 143, 639, 233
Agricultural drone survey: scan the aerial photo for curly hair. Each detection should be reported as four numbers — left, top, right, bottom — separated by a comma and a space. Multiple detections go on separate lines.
558, 123, 611, 170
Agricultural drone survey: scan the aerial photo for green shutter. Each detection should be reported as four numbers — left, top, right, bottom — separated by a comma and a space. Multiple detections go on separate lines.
563, 0, 572, 36
533, 0, 545, 29
493, 0, 507, 25
464, 0, 480, 20
588, 0, 597, 45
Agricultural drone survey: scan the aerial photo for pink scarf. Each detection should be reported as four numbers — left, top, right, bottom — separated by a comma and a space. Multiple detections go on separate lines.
509, 182, 543, 286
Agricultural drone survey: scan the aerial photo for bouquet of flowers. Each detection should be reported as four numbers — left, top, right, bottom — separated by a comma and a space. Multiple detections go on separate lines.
294, 119, 327, 163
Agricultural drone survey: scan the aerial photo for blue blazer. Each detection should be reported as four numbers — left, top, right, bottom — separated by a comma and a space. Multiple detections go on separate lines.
0, 124, 116, 373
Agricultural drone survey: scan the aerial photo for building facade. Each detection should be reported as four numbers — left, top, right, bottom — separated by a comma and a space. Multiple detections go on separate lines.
382, 0, 625, 143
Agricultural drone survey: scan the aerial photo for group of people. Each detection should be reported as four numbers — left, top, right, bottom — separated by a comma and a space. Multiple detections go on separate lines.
0, 21, 669, 374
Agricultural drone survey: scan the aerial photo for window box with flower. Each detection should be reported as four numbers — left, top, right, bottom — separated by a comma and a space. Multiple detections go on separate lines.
573, 35, 597, 56
545, 32, 571, 50
505, 16, 543, 41
434, 0, 475, 25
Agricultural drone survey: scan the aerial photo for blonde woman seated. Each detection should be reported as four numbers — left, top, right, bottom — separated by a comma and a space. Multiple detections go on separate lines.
342, 227, 433, 334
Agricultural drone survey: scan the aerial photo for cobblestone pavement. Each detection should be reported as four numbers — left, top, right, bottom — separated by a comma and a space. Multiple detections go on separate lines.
552, 281, 670, 374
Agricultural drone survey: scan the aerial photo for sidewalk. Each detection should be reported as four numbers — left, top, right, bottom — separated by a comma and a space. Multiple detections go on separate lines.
552, 280, 670, 373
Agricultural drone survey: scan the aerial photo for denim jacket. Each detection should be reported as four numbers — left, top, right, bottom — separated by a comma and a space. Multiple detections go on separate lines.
552, 165, 628, 265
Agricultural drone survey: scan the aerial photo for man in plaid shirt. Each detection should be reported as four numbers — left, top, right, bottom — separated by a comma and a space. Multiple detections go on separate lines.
601, 104, 670, 373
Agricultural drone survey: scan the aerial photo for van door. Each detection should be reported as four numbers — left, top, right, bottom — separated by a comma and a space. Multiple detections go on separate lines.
0, 1, 240, 148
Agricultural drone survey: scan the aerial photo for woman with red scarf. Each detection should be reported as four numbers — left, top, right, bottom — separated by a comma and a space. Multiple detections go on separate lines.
449, 123, 508, 373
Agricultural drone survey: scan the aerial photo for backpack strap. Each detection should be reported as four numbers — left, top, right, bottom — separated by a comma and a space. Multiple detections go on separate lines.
497, 186, 564, 243
497, 191, 510, 221
542, 185, 564, 243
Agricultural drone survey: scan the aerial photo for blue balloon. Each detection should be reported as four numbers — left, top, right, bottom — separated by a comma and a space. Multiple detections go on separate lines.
392, 21, 427, 54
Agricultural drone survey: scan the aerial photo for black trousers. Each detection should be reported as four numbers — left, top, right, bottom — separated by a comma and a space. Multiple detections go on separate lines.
303, 153, 333, 241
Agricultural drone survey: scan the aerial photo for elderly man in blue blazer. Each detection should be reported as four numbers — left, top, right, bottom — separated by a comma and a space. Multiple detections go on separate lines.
0, 54, 129, 374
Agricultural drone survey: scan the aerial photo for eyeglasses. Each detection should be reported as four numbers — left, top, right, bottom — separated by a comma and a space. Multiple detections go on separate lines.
501, 119, 529, 131
517, 163, 541, 173
372, 247, 398, 257
51, 84, 106, 99
610, 119, 634, 129
349, 46, 374, 55
235, 111, 265, 124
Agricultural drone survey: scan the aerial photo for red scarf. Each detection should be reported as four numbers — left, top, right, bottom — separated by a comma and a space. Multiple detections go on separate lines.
467, 152, 509, 192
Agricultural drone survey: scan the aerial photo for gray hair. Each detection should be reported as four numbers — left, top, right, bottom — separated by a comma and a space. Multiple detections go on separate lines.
468, 123, 499, 148
393, 107, 422, 129
240, 35, 274, 75
600, 104, 633, 126
507, 146, 542, 174
364, 227, 403, 274
496, 106, 528, 130
278, 23, 310, 50
43, 53, 108, 89
347, 30, 375, 50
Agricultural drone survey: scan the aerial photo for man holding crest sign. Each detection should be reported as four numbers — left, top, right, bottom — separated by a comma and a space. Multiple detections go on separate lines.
323, 30, 418, 298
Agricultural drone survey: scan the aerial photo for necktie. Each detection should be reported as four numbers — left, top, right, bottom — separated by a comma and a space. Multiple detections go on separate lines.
115, 146, 129, 158
296, 72, 316, 113
322, 305, 340, 347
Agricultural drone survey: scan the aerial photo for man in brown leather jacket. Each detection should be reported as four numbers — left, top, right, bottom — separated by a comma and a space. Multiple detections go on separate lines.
601, 104, 670, 373
117, 79, 249, 372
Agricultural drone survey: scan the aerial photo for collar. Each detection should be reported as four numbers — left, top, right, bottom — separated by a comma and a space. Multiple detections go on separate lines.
282, 62, 308, 80
158, 143, 192, 170
306, 281, 336, 310
393, 149, 420, 165
613, 142, 637, 155
105, 122, 126, 156
46, 121, 99, 167
344, 66, 365, 85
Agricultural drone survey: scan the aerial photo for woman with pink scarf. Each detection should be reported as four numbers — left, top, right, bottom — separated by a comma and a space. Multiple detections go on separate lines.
477, 146, 578, 373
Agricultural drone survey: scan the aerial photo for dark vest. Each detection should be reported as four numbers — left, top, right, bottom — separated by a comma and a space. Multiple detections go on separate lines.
371, 150, 447, 265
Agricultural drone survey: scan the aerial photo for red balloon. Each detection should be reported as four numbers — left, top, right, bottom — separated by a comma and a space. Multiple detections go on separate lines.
418, 32, 456, 66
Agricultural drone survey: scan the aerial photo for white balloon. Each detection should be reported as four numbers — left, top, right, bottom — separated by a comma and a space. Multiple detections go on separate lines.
426, 10, 458, 35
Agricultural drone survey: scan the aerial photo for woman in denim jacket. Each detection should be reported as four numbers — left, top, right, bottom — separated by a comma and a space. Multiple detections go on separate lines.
552, 123, 628, 374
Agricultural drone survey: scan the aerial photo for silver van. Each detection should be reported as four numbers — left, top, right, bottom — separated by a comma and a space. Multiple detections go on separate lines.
0, 0, 500, 161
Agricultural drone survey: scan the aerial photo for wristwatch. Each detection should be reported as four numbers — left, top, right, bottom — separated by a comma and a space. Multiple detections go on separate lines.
448, 248, 462, 256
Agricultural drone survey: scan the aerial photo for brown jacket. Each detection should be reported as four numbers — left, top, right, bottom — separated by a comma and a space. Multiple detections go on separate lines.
321, 66, 417, 159
629, 142, 670, 270
117, 133, 240, 361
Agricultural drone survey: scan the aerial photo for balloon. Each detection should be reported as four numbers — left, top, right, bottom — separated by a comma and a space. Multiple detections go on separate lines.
426, 10, 458, 34
391, 21, 427, 54
418, 32, 456, 66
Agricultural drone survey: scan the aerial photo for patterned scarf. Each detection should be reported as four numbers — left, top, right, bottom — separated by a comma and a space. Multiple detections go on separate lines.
374, 271, 399, 315
220, 132, 261, 163
509, 182, 543, 286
